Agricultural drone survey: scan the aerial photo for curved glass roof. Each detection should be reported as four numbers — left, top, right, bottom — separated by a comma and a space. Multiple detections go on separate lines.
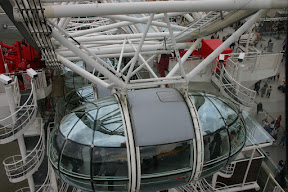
59, 86, 95, 117
49, 89, 246, 191
59, 95, 125, 147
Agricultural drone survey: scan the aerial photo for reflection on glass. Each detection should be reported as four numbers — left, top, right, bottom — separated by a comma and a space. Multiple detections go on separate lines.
208, 97, 238, 125
140, 140, 192, 175
229, 119, 245, 155
203, 129, 229, 164
60, 140, 84, 173
91, 147, 128, 177
49, 129, 64, 167
189, 95, 225, 135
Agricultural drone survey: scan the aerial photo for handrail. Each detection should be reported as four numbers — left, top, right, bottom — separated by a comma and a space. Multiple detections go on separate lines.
5, 69, 51, 90
3, 118, 45, 181
213, 64, 256, 107
12, 76, 21, 106
0, 81, 37, 141
263, 173, 285, 192
15, 170, 51, 192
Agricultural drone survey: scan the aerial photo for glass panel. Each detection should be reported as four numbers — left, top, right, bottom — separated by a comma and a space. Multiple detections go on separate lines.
242, 110, 274, 146
93, 103, 125, 147
189, 95, 225, 135
140, 171, 191, 192
60, 140, 85, 175
140, 140, 192, 175
203, 129, 229, 164
91, 147, 128, 178
59, 113, 80, 136
49, 129, 64, 167
228, 118, 246, 155
208, 97, 238, 125
68, 111, 95, 145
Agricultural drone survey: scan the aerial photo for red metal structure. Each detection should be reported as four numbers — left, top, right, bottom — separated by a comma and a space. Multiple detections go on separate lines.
200, 39, 233, 72
0, 40, 45, 74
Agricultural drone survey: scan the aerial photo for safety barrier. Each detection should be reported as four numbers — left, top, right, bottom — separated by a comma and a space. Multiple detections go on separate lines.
15, 171, 51, 192
3, 119, 45, 183
0, 81, 37, 144
212, 63, 256, 107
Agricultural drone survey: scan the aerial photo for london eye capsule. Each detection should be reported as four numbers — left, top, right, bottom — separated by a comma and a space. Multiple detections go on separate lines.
48, 88, 246, 191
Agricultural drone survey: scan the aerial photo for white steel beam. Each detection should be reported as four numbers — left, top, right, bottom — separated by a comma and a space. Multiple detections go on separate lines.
130, 54, 156, 77
69, 12, 186, 37
105, 15, 186, 30
163, 13, 186, 79
51, 29, 126, 88
167, 38, 201, 77
72, 32, 182, 42
57, 42, 192, 57
57, 54, 111, 88
43, 0, 287, 18
126, 13, 155, 83
117, 40, 127, 73
127, 40, 158, 79
186, 9, 267, 81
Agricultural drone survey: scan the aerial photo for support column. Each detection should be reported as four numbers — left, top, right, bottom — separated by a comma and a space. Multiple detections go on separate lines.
18, 135, 35, 192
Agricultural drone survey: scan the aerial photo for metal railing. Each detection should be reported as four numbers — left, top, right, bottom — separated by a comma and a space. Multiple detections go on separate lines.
3, 118, 45, 182
6, 69, 52, 91
15, 169, 51, 192
12, 76, 21, 107
0, 81, 37, 143
213, 63, 256, 107
263, 174, 285, 192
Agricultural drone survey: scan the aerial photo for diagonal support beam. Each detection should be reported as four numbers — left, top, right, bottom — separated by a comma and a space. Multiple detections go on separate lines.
58, 54, 110, 88
167, 38, 201, 78
51, 28, 126, 88
186, 9, 268, 80
127, 40, 158, 79
163, 13, 186, 79
126, 13, 155, 83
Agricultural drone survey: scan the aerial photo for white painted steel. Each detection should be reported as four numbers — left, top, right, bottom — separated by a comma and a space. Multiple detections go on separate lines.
185, 92, 204, 180
0, 81, 37, 144
57, 43, 192, 57
130, 54, 156, 77
57, 54, 111, 88
105, 14, 186, 30
72, 32, 182, 42
116, 94, 137, 192
163, 13, 186, 79
51, 29, 126, 88
117, 40, 127, 73
43, 0, 288, 18
127, 40, 158, 79
3, 118, 45, 183
167, 39, 201, 78
186, 9, 268, 80
126, 14, 155, 82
